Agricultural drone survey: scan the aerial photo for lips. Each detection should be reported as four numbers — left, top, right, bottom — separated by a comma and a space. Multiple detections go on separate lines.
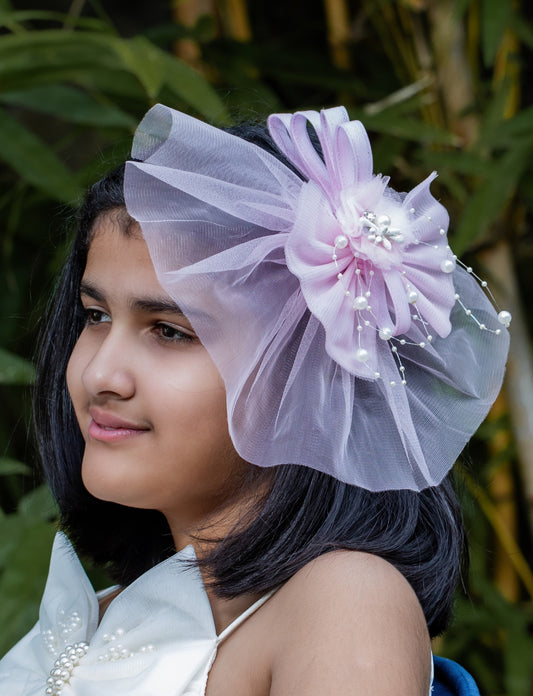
88, 407, 150, 443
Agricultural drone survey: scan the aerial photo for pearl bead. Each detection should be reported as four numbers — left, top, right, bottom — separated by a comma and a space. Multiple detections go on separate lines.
377, 213, 391, 227
379, 327, 393, 340
440, 259, 455, 273
498, 310, 512, 327
334, 234, 348, 249
407, 289, 418, 304
353, 295, 368, 311
355, 348, 369, 362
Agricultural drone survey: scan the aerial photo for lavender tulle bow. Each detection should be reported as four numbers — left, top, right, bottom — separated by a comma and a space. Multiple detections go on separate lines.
124, 104, 509, 491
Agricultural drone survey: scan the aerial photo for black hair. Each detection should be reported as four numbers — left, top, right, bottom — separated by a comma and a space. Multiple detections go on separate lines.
33, 121, 466, 638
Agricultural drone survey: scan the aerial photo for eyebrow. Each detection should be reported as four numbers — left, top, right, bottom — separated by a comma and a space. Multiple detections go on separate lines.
79, 280, 185, 316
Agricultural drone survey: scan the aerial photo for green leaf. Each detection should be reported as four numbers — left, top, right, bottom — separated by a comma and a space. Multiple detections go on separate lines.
0, 459, 31, 476
18, 485, 58, 522
481, 0, 512, 67
0, 10, 111, 32
0, 30, 229, 122
509, 12, 533, 50
418, 150, 493, 177
112, 35, 166, 101
0, 107, 81, 202
0, 85, 136, 129
451, 142, 532, 254
0, 346, 35, 385
0, 520, 55, 656
153, 47, 231, 123
351, 112, 459, 146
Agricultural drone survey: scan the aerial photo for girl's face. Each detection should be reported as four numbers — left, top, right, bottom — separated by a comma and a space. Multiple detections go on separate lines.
66, 214, 249, 539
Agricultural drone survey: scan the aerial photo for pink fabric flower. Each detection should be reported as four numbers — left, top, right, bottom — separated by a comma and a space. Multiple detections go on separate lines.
269, 108, 457, 379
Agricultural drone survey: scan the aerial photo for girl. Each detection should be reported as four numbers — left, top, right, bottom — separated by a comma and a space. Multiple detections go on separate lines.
0, 105, 509, 695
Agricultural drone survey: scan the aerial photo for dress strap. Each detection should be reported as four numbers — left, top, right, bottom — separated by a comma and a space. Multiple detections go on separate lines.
216, 589, 278, 645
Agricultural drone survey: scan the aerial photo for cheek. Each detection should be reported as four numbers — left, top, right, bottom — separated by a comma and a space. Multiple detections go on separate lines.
66, 336, 89, 413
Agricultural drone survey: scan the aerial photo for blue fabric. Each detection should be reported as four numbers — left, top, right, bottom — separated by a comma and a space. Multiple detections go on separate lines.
432, 656, 481, 696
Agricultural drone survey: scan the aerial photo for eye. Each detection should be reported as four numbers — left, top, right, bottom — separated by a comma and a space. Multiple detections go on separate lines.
84, 308, 110, 325
155, 323, 196, 343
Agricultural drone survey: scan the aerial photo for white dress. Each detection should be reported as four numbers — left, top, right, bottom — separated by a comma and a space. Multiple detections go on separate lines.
0, 533, 274, 696
0, 533, 435, 695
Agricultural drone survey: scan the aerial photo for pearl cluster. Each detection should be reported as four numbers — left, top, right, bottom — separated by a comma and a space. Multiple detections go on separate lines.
45, 641, 89, 695
332, 205, 512, 386
97, 628, 155, 662
42, 611, 83, 655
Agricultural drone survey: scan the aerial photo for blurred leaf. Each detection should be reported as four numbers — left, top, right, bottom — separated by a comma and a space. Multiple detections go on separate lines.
0, 459, 30, 476
509, 12, 533, 50
451, 143, 532, 253
0, 519, 55, 657
0, 30, 229, 122
417, 150, 492, 177
0, 85, 136, 129
350, 110, 459, 145
0, 10, 111, 31
481, 0, 512, 67
0, 347, 35, 385
0, 108, 80, 202
18, 485, 58, 522
504, 629, 533, 696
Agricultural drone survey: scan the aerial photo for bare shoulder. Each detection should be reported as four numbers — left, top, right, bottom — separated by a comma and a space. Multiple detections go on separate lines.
269, 550, 432, 696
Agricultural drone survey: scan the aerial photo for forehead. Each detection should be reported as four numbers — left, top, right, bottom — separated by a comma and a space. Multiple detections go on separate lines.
83, 216, 163, 297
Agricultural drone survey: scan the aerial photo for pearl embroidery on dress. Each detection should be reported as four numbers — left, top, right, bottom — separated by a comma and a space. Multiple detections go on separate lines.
45, 641, 89, 695
42, 611, 83, 655
97, 629, 155, 662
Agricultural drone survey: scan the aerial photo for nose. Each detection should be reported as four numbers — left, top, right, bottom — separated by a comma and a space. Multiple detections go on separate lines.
81, 327, 136, 401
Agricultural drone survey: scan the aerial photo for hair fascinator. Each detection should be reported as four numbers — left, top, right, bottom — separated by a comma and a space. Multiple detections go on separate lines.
124, 104, 509, 492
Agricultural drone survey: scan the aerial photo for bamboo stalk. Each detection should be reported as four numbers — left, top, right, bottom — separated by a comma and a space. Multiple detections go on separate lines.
481, 241, 533, 535
487, 394, 520, 602
323, 0, 352, 69
427, 0, 478, 146
219, 0, 252, 42
172, 0, 215, 70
